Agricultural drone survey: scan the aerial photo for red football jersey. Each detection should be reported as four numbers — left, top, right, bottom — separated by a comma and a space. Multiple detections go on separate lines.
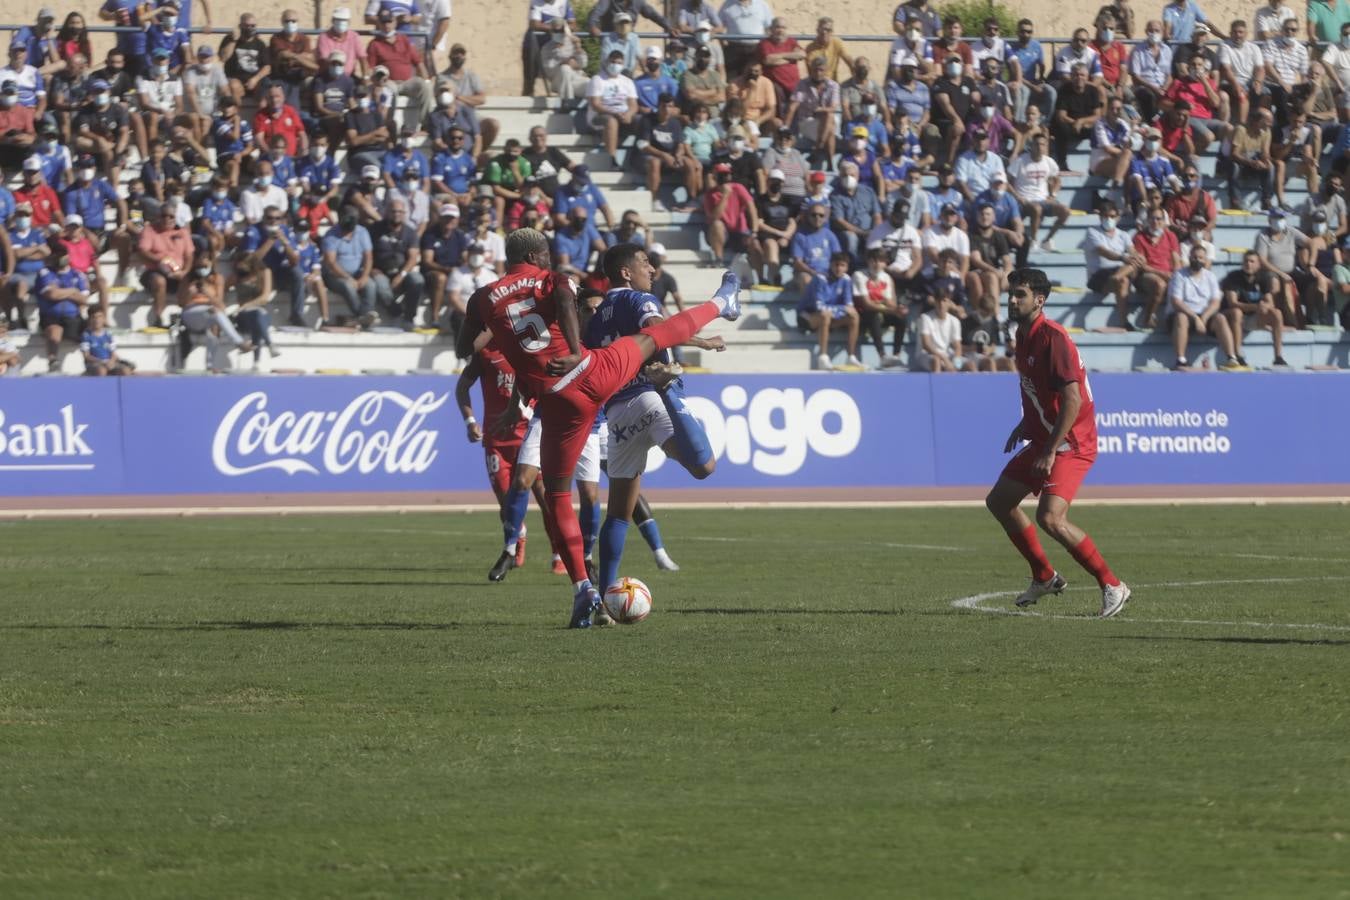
473, 263, 588, 397
477, 345, 528, 446
1014, 314, 1097, 454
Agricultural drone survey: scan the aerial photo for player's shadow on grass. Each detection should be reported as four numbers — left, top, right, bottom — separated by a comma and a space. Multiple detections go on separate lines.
669, 608, 903, 616
1110, 635, 1350, 647
1, 621, 531, 632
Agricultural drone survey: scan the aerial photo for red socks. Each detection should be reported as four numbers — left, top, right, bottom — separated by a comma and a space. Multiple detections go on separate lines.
1069, 535, 1120, 589
639, 300, 721, 350
1008, 524, 1056, 583
545, 490, 589, 584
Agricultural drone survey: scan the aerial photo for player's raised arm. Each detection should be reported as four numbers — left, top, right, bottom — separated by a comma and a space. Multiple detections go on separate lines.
455, 288, 488, 360
455, 356, 483, 443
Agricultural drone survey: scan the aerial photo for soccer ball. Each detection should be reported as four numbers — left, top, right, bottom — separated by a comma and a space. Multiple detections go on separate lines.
601, 577, 653, 625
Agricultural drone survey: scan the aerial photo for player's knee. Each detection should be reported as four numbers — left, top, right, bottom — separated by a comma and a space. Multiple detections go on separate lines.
1035, 506, 1066, 535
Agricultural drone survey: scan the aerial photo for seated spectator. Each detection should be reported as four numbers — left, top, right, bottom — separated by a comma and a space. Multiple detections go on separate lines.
80, 307, 133, 375
368, 197, 423, 329
430, 128, 477, 208
177, 253, 255, 364
506, 177, 553, 233
1292, 221, 1335, 326
954, 126, 1005, 202
785, 57, 839, 169
1180, 212, 1216, 268
797, 250, 862, 370
522, 126, 574, 199
711, 125, 765, 195
56, 215, 108, 317
839, 125, 883, 198
603, 210, 650, 249
587, 49, 638, 168
967, 203, 1013, 309
3, 202, 47, 324
972, 55, 1011, 121
927, 164, 964, 225
911, 283, 964, 372
1052, 63, 1104, 171
35, 247, 89, 372
318, 8, 366, 81
542, 25, 591, 102
961, 290, 1013, 371
1007, 135, 1067, 252
208, 94, 253, 187
1085, 201, 1144, 327
841, 56, 880, 126
321, 209, 378, 328
137, 47, 182, 146
853, 246, 906, 366
640, 93, 702, 212
71, 77, 129, 178
552, 206, 605, 276
867, 198, 923, 291
1164, 160, 1217, 240
1129, 20, 1174, 122
680, 44, 725, 117
1222, 248, 1288, 366
241, 160, 288, 225
241, 205, 308, 327
1091, 14, 1130, 91
438, 45, 498, 154
829, 160, 882, 262
1216, 19, 1262, 127
225, 255, 280, 364
1260, 17, 1309, 121
1127, 127, 1179, 216
892, 165, 931, 232
1090, 96, 1133, 192
759, 17, 805, 114
931, 16, 974, 77
312, 50, 357, 147
254, 82, 307, 158
703, 160, 759, 265
754, 169, 798, 284
220, 14, 271, 103
553, 164, 614, 230
1164, 58, 1229, 153
921, 202, 970, 279
297, 133, 343, 205
1298, 173, 1347, 240
805, 16, 851, 83
928, 54, 974, 166
181, 46, 226, 144
421, 204, 469, 330
1253, 207, 1307, 325
789, 202, 841, 291
1218, 108, 1274, 209
1132, 207, 1182, 328
1005, 19, 1056, 123
0, 318, 17, 371
341, 164, 386, 226
1272, 109, 1320, 210
367, 9, 433, 133
685, 103, 720, 165
600, 11, 641, 75
1168, 244, 1242, 369
1157, 100, 1195, 168
634, 46, 679, 117
137, 204, 194, 327
267, 9, 316, 113
885, 62, 932, 148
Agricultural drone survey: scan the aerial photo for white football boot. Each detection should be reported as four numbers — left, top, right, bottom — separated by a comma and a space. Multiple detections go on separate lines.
1099, 582, 1132, 619
1015, 572, 1067, 608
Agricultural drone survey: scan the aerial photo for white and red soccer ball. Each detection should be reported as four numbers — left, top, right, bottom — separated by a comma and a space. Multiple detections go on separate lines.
601, 577, 652, 624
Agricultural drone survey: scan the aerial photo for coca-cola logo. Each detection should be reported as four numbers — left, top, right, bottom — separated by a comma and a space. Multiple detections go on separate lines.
211, 390, 447, 477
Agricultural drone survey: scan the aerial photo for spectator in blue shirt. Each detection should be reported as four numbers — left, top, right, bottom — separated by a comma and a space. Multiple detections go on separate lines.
381, 130, 431, 192
61, 156, 123, 231
552, 206, 605, 276
797, 251, 862, 370
265, 135, 296, 188
893, 0, 941, 38
210, 96, 252, 186
830, 160, 883, 263
789, 204, 842, 291
634, 47, 679, 114
430, 128, 477, 205
241, 206, 309, 326
320, 210, 378, 326
1162, 0, 1209, 43
13, 8, 56, 70
32, 123, 72, 188
1006, 19, 1056, 121
35, 247, 89, 369
198, 175, 239, 255
98, 0, 149, 74
296, 134, 342, 203
144, 7, 191, 72
552, 165, 615, 230
885, 62, 930, 123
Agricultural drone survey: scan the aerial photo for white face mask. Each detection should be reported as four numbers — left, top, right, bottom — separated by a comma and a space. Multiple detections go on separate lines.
1342, 35, 1350, 49
908, 29, 921, 42
980, 105, 994, 120
439, 92, 454, 107
1315, 222, 1328, 235
696, 31, 710, 44
1271, 218, 1287, 232
358, 97, 371, 111
382, 27, 397, 38
311, 146, 326, 160
15, 216, 30, 230
1099, 215, 1117, 231
607, 63, 623, 76
96, 92, 110, 106
1148, 140, 1160, 153
284, 22, 298, 36
469, 253, 485, 268
212, 189, 227, 200
1147, 32, 1161, 44
329, 63, 343, 75
333, 20, 349, 34
851, 137, 866, 150
79, 168, 94, 182
271, 150, 286, 161
155, 64, 168, 77
728, 116, 742, 126
730, 138, 745, 152
946, 61, 961, 77
864, 104, 877, 117
1101, 29, 1113, 43
841, 175, 858, 191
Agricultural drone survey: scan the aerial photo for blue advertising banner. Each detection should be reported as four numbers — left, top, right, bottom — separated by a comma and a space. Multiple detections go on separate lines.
0, 378, 122, 496
0, 373, 1343, 497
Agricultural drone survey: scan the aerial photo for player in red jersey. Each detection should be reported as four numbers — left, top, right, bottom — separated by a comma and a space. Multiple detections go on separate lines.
454, 333, 564, 572
984, 268, 1131, 618
455, 228, 742, 628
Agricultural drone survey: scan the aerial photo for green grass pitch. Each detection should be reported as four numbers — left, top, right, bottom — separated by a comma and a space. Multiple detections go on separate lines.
2, 505, 1349, 898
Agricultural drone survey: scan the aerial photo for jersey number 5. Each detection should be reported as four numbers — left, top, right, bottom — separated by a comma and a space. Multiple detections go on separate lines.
507, 298, 550, 353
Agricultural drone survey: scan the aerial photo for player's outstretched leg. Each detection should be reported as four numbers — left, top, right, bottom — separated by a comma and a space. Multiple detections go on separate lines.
490, 486, 531, 582
637, 271, 742, 357
634, 494, 678, 570
986, 476, 1065, 607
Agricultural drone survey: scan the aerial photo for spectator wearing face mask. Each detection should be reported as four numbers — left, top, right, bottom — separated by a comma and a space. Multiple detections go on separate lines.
1051, 63, 1103, 172
711, 125, 766, 196
1126, 127, 1178, 217
587, 49, 639, 168
839, 125, 883, 199
754, 169, 798, 285
366, 9, 433, 133
344, 91, 391, 176
61, 155, 123, 254
1219, 108, 1274, 209
829, 159, 882, 263
1090, 14, 1130, 91
703, 160, 760, 266
240, 204, 309, 327
382, 128, 430, 193
321, 208, 378, 328
759, 17, 805, 112
318, 8, 366, 79
798, 251, 863, 370
929, 52, 975, 167
219, 14, 271, 102
600, 11, 641, 75
867, 198, 923, 290
311, 51, 357, 147
1085, 201, 1143, 329
268, 9, 318, 113
240, 160, 288, 225
296, 135, 343, 207
253, 82, 307, 159
759, 125, 808, 197
4, 202, 47, 322
137, 203, 193, 327
973, 172, 1026, 258
388, 169, 431, 237
954, 126, 1005, 203
486, 138, 535, 224
681, 43, 726, 117
552, 164, 614, 231
419, 204, 469, 330
1167, 244, 1242, 369
634, 46, 680, 116
145, 5, 190, 74
35, 246, 90, 371
207, 95, 251, 187
1005, 19, 1056, 123
785, 57, 840, 170
431, 128, 478, 208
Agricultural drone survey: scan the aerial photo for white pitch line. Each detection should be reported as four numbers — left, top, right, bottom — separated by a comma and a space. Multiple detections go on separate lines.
952, 576, 1350, 633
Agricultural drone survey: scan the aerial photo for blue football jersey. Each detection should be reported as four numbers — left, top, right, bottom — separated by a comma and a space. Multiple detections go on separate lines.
583, 287, 670, 406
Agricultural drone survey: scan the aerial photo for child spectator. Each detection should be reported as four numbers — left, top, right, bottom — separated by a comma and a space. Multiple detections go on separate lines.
911, 284, 964, 372
80, 307, 133, 375
853, 247, 906, 367
0, 318, 18, 373
797, 251, 862, 370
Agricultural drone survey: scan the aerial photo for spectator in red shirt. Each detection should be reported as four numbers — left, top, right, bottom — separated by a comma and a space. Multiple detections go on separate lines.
366, 9, 432, 133
1164, 159, 1216, 240
1158, 102, 1195, 168
1131, 207, 1182, 327
0, 83, 35, 169
1162, 60, 1229, 153
1089, 15, 1130, 90
702, 161, 761, 266
253, 82, 308, 157
57, 216, 108, 316
15, 157, 62, 229
930, 17, 974, 77
759, 17, 804, 109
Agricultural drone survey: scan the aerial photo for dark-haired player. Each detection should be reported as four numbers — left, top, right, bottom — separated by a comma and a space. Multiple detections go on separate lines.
586, 242, 727, 594
456, 228, 742, 628
984, 268, 1131, 618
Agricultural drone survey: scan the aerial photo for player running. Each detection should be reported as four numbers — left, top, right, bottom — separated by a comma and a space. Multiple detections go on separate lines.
455, 228, 742, 629
586, 243, 727, 593
985, 268, 1131, 618
454, 335, 565, 577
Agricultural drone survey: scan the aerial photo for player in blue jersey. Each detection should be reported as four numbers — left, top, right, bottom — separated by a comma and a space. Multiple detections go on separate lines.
585, 243, 726, 593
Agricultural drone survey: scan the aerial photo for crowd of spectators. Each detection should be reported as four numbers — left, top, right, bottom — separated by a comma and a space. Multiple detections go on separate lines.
1, 0, 1349, 374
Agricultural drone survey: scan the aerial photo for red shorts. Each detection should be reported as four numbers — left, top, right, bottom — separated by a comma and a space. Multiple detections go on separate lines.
536, 337, 647, 481
483, 439, 522, 498
1000, 446, 1096, 503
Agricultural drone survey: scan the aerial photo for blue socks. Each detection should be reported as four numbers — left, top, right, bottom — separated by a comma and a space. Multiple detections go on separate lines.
581, 499, 602, 559
638, 518, 664, 552
598, 517, 629, 591
660, 387, 713, 469
502, 487, 530, 553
